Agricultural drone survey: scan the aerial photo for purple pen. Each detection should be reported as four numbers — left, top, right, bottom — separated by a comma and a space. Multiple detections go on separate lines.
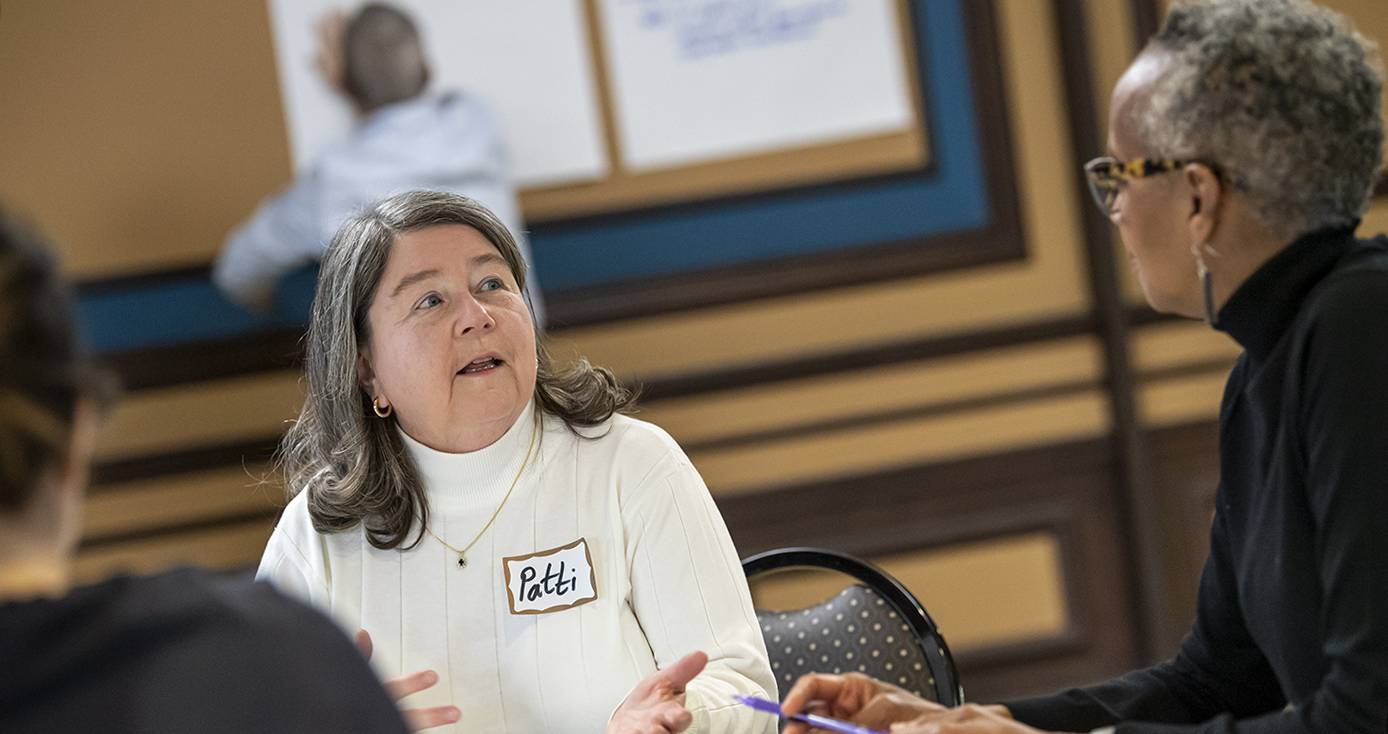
735, 694, 888, 734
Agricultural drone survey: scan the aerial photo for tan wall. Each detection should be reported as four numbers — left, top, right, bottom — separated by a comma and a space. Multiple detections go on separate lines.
0, 0, 291, 276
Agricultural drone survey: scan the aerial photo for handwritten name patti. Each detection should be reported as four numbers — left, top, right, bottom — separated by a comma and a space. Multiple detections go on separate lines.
503, 538, 598, 615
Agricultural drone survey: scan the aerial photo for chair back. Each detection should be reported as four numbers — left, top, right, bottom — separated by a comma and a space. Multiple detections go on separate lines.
743, 547, 963, 706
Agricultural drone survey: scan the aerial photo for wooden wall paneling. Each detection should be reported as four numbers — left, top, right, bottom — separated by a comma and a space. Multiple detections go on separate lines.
1053, 0, 1173, 661
642, 336, 1102, 449
74, 520, 276, 586
719, 434, 1139, 702
1129, 0, 1161, 53
750, 532, 1070, 655
1145, 421, 1221, 639
83, 465, 280, 544
691, 389, 1108, 497
1083, 0, 1138, 147
1364, 200, 1388, 235
93, 371, 303, 462
96, 319, 304, 391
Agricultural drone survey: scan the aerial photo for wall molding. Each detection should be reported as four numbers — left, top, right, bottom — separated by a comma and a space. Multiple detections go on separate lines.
717, 433, 1143, 702
538, 0, 1026, 328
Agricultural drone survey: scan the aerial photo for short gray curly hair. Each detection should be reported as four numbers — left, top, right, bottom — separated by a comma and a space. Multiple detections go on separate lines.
1138, 0, 1384, 241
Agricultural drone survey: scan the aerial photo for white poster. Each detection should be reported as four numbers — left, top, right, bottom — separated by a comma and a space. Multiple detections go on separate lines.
597, 0, 916, 171
266, 0, 609, 188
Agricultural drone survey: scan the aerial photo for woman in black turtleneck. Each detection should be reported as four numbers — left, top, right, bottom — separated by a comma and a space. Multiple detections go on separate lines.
777, 2, 1388, 733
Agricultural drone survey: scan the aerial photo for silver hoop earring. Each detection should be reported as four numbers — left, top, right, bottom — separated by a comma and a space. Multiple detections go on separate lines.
1197, 259, 1215, 326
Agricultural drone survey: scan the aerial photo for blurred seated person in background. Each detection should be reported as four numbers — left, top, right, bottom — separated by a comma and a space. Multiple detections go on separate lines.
779, 1, 1388, 732
255, 191, 775, 734
213, 3, 543, 325
0, 206, 412, 733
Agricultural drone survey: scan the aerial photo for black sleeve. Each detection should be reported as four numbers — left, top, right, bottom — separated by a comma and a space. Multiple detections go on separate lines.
1284, 269, 1388, 733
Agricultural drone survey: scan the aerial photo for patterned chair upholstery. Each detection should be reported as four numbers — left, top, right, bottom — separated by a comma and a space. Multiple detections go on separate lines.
742, 547, 963, 706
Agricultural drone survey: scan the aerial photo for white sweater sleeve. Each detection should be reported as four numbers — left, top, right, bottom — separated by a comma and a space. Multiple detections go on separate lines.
255, 494, 331, 612
212, 177, 325, 310
622, 447, 777, 734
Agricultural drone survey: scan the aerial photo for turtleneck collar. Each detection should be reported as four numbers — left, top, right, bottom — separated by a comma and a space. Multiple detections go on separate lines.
1214, 225, 1358, 363
398, 398, 539, 512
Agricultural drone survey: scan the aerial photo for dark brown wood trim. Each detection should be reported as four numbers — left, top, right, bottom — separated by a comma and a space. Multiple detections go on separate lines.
78, 511, 276, 550
97, 327, 304, 392
541, 0, 1025, 329
90, 437, 282, 487
1130, 0, 1161, 52
74, 264, 211, 297
1145, 419, 1222, 639
1054, 0, 1172, 662
1139, 357, 1237, 384
545, 220, 1025, 330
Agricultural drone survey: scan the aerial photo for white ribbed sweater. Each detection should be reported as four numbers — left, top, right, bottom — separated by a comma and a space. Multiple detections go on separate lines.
257, 402, 775, 734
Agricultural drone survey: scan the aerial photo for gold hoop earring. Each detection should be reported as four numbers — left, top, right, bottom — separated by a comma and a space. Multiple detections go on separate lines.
373, 398, 393, 418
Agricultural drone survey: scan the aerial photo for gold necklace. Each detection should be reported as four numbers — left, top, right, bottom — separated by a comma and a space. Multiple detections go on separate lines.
423, 414, 538, 569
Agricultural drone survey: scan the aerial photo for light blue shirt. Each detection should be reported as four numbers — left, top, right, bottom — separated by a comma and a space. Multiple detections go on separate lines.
213, 91, 544, 325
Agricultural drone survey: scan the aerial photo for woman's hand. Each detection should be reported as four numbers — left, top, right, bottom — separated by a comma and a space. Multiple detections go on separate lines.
314, 9, 350, 96
780, 672, 948, 734
355, 629, 462, 732
887, 703, 1036, 734
606, 650, 709, 734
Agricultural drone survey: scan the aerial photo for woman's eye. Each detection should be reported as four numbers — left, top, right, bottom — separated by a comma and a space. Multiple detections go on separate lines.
417, 293, 442, 309
480, 277, 503, 292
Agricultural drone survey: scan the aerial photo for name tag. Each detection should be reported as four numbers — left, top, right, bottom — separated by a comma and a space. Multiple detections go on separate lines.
503, 538, 598, 615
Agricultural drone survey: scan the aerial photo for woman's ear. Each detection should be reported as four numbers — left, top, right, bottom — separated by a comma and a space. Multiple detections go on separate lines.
356, 344, 379, 395
1184, 162, 1223, 246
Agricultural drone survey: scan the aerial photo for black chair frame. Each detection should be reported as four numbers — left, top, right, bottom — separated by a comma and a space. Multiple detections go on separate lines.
743, 546, 964, 707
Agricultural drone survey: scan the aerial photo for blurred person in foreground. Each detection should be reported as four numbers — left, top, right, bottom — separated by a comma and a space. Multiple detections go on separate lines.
213, 3, 543, 325
0, 206, 412, 733
778, 1, 1388, 732
255, 190, 776, 733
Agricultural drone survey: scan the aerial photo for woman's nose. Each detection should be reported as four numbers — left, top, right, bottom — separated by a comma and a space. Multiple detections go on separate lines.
454, 294, 494, 334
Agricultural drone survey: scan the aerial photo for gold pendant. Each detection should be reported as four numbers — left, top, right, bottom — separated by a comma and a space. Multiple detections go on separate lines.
457, 555, 467, 569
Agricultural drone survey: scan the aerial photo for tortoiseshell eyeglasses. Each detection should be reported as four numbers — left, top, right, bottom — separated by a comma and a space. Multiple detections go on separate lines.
1083, 156, 1185, 217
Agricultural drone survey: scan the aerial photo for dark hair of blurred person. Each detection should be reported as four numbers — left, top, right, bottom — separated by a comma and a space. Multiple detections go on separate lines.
343, 3, 429, 113
0, 205, 411, 734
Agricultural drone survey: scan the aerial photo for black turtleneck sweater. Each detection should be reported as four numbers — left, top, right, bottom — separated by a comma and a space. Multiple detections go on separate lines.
1006, 227, 1388, 733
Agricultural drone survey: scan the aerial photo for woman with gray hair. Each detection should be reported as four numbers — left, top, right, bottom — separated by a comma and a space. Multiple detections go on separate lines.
256, 190, 776, 734
777, 1, 1388, 732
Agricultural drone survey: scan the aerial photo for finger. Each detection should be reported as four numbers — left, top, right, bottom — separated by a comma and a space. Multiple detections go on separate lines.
661, 650, 709, 693
856, 692, 945, 728
383, 669, 440, 702
781, 673, 845, 715
659, 702, 694, 733
402, 705, 462, 732
354, 629, 373, 660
